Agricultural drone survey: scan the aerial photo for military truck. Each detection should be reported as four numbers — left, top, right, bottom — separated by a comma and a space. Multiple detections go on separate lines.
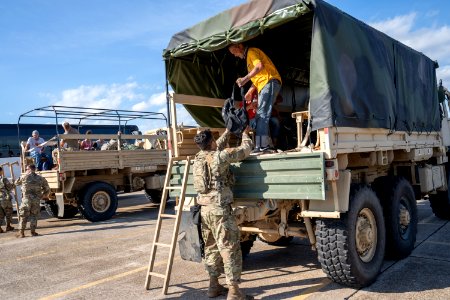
161, 0, 450, 288
18, 106, 169, 222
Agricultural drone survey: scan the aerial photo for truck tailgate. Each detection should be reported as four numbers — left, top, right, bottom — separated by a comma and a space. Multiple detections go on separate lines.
170, 152, 325, 201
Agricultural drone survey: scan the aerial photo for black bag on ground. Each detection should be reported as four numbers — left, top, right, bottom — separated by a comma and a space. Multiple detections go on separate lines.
191, 204, 201, 226
222, 84, 248, 136
190, 204, 205, 258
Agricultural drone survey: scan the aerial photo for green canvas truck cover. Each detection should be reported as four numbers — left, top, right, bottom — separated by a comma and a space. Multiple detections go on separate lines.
164, 0, 440, 133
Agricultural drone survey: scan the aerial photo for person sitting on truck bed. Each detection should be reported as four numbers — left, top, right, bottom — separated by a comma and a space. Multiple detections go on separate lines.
193, 127, 254, 300
93, 138, 106, 150
228, 43, 282, 154
26, 130, 52, 171
100, 131, 122, 150
50, 122, 80, 170
80, 130, 94, 150
60, 121, 79, 150
132, 130, 145, 149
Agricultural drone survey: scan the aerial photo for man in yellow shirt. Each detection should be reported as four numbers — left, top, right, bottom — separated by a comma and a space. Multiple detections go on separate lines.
229, 43, 282, 153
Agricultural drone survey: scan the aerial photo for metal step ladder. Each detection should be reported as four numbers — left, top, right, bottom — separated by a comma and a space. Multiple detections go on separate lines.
144, 156, 192, 295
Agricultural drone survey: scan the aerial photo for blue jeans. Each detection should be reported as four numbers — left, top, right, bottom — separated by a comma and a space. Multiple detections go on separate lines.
30, 152, 42, 170
250, 116, 280, 146
269, 116, 280, 140
31, 152, 52, 171
255, 80, 281, 136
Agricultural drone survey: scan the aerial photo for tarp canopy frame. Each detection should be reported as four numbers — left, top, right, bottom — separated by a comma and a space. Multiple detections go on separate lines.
164, 0, 440, 134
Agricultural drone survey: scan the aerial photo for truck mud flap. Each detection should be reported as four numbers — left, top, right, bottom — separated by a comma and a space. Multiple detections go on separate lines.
55, 192, 64, 218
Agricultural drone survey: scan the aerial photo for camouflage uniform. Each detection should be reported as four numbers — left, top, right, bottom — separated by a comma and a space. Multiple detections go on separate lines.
15, 172, 50, 233
196, 130, 252, 285
0, 176, 15, 232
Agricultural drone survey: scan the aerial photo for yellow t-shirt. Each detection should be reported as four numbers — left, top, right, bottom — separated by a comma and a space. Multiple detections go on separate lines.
246, 47, 282, 93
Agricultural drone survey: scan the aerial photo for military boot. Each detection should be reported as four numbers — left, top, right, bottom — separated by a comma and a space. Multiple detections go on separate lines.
227, 283, 254, 300
6, 221, 14, 232
31, 229, 40, 237
207, 276, 228, 298
16, 230, 25, 238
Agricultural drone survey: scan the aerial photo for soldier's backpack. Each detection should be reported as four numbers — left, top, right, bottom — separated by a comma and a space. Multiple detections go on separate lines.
193, 151, 213, 194
222, 84, 248, 136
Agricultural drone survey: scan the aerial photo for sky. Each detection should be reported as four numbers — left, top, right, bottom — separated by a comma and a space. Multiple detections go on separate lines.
1, 0, 450, 132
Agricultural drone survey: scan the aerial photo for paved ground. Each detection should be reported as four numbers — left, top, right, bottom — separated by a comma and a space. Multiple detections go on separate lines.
0, 193, 449, 300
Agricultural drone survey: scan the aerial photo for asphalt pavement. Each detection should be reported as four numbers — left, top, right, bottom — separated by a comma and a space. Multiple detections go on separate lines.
0, 193, 449, 300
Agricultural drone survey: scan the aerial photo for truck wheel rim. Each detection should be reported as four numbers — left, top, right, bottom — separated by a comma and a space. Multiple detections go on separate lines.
398, 198, 411, 239
356, 208, 377, 262
91, 191, 111, 213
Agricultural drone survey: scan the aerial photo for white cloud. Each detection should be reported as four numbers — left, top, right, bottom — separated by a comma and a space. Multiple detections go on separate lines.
128, 104, 198, 132
437, 65, 450, 86
131, 101, 148, 111
55, 82, 141, 109
131, 92, 166, 111
128, 91, 198, 132
130, 92, 198, 127
38, 82, 170, 127
150, 93, 167, 105
370, 13, 416, 38
131, 98, 199, 130
369, 12, 450, 86
43, 83, 198, 130
176, 104, 199, 127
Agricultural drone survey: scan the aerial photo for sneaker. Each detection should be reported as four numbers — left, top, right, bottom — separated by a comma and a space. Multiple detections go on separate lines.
251, 148, 262, 154
260, 146, 277, 153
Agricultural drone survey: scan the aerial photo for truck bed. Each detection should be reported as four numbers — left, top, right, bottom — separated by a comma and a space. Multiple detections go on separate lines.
322, 127, 442, 156
58, 149, 168, 172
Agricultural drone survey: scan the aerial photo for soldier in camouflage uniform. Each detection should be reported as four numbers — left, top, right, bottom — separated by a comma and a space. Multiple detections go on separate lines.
0, 166, 15, 233
193, 127, 254, 300
15, 164, 50, 238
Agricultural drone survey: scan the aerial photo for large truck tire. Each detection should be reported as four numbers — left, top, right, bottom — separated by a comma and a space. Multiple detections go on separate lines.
373, 177, 418, 259
429, 191, 450, 219
44, 202, 79, 219
79, 182, 118, 222
144, 189, 165, 204
315, 186, 386, 288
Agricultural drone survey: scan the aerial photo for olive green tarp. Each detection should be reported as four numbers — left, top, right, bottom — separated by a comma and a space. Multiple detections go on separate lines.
164, 0, 440, 132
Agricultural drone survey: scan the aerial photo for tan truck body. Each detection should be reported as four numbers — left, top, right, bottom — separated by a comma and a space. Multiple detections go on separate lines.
21, 132, 168, 221
169, 92, 450, 287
